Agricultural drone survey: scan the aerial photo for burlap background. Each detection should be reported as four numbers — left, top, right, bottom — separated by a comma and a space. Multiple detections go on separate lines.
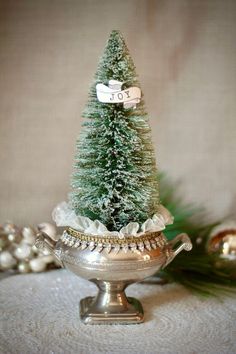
0, 0, 236, 225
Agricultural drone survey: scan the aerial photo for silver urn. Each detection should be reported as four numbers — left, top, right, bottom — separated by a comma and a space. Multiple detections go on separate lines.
36, 228, 192, 324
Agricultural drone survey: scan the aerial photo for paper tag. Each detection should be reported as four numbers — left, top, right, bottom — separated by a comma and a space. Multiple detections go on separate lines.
96, 80, 141, 109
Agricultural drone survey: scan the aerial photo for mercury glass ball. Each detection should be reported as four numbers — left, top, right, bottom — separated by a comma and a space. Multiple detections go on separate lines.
0, 251, 16, 269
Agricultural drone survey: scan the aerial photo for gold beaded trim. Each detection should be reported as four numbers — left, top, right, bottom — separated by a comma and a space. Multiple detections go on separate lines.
60, 227, 167, 253
67, 227, 162, 245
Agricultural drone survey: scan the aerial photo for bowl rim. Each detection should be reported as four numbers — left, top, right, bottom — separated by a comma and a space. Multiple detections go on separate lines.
66, 227, 164, 245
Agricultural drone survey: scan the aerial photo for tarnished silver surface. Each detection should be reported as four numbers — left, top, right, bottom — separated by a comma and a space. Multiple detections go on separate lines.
36, 230, 192, 324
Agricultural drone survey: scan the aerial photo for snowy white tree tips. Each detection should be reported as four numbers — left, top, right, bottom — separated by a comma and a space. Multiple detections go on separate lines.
70, 30, 159, 231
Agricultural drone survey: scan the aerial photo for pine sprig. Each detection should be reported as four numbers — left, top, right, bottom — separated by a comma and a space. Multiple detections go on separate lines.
158, 173, 236, 297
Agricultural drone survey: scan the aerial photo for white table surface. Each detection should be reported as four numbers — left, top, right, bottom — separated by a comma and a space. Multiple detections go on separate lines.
0, 269, 236, 354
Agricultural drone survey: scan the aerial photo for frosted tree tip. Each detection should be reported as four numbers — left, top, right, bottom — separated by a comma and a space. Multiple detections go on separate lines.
110, 29, 122, 36
108, 29, 125, 42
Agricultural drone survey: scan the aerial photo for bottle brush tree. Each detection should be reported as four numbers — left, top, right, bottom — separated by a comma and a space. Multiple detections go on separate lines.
69, 30, 159, 231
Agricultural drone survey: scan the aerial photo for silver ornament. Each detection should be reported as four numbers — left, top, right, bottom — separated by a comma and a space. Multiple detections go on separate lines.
18, 261, 30, 273
31, 244, 39, 254
40, 255, 54, 264
207, 221, 236, 260
0, 235, 8, 250
3, 222, 18, 234
0, 221, 58, 274
29, 257, 47, 273
21, 226, 36, 245
0, 251, 16, 269
206, 221, 236, 279
8, 232, 21, 243
14, 243, 32, 260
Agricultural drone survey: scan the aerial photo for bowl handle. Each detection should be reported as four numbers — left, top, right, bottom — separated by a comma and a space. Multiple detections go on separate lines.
35, 231, 63, 267
163, 233, 192, 268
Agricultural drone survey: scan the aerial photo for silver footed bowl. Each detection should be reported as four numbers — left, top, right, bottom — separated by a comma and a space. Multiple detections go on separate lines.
36, 228, 192, 325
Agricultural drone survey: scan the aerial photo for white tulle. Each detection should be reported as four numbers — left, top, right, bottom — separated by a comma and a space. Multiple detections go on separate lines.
52, 201, 174, 239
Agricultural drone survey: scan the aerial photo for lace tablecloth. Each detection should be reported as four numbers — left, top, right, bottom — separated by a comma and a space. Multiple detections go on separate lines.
1, 269, 236, 354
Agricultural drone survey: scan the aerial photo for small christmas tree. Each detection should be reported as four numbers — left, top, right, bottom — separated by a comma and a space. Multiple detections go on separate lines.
70, 30, 159, 231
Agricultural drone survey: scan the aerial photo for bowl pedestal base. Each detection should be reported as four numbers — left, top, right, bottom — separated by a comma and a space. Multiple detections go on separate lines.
79, 280, 144, 325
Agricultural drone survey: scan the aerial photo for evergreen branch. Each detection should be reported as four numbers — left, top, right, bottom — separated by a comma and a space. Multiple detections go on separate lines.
158, 173, 236, 297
